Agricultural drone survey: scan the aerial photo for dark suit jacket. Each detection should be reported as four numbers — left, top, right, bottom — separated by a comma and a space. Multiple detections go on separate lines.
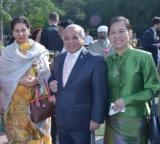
40, 25, 63, 51
48, 48, 107, 131
141, 28, 160, 65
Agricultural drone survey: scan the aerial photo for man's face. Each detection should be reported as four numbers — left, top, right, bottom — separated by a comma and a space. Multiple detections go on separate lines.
62, 27, 84, 53
97, 32, 107, 40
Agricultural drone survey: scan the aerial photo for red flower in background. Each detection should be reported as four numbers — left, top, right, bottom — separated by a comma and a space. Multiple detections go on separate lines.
104, 48, 109, 53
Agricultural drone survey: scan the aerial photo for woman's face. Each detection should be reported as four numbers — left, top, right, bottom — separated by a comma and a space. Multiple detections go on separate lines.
109, 21, 132, 51
12, 22, 30, 44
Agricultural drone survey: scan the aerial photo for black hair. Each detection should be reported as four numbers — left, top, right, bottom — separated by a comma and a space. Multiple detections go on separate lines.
58, 19, 73, 28
10, 16, 30, 31
48, 12, 59, 21
108, 16, 132, 34
31, 28, 42, 40
84, 29, 89, 32
151, 16, 160, 26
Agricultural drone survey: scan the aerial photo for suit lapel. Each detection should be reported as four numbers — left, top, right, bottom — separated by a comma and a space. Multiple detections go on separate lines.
150, 28, 159, 42
65, 48, 88, 87
58, 53, 66, 90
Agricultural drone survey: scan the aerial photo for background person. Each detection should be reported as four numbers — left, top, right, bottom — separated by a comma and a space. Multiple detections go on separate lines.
84, 29, 94, 47
88, 25, 113, 58
58, 19, 74, 54
141, 16, 160, 66
31, 28, 42, 42
40, 12, 63, 53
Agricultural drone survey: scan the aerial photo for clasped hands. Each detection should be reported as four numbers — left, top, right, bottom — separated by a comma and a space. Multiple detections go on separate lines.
48, 80, 58, 104
112, 98, 126, 112
19, 76, 58, 104
19, 76, 58, 93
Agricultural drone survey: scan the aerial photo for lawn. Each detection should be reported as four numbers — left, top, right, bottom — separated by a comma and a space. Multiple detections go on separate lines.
96, 124, 105, 136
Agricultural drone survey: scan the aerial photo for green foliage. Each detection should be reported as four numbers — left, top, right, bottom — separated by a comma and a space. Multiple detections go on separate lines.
84, 0, 107, 26
58, 0, 86, 21
3, 0, 63, 30
84, 0, 160, 36
2, 0, 160, 37
0, 8, 11, 22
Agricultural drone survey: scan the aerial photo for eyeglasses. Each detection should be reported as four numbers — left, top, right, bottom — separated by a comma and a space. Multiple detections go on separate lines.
13, 28, 29, 35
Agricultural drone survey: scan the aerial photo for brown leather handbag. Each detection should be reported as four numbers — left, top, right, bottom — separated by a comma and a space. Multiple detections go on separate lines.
30, 78, 55, 123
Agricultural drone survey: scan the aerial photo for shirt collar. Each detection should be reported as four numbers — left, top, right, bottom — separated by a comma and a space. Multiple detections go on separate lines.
151, 27, 157, 35
113, 45, 133, 60
67, 47, 84, 59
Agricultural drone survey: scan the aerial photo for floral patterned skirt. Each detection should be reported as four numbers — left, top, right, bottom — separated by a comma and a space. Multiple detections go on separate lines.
4, 85, 52, 144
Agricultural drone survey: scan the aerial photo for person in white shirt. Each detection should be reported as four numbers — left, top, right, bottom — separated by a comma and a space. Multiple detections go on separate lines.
88, 25, 114, 58
84, 29, 94, 47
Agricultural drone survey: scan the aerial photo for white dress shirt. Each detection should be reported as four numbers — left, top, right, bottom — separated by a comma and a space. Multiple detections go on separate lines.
84, 35, 94, 46
63, 48, 83, 86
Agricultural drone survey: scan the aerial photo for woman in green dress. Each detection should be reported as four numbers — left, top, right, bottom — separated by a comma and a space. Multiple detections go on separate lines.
104, 16, 160, 144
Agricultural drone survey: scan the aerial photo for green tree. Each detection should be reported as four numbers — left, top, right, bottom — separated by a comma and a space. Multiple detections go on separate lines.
2, 0, 160, 38
3, 0, 63, 30
85, 0, 107, 26
84, 0, 160, 36
0, 0, 11, 45
54, 0, 87, 22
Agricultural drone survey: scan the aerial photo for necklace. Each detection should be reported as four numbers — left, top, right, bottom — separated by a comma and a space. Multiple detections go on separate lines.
19, 42, 32, 51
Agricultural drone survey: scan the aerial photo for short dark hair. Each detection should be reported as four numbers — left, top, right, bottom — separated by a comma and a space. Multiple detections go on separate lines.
48, 12, 59, 21
84, 29, 89, 32
10, 16, 30, 31
58, 19, 73, 28
152, 16, 160, 26
31, 28, 42, 40
108, 16, 132, 34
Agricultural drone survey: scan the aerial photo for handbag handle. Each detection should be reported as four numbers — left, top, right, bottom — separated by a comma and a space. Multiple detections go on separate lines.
42, 78, 52, 97
34, 78, 52, 107
34, 78, 51, 98
34, 84, 40, 99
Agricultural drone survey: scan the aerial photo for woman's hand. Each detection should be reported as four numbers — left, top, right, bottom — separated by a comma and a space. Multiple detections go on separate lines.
48, 95, 56, 105
19, 76, 39, 87
113, 98, 126, 112
49, 80, 58, 93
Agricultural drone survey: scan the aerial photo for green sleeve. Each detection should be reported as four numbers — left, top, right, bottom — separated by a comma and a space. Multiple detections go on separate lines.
123, 54, 160, 105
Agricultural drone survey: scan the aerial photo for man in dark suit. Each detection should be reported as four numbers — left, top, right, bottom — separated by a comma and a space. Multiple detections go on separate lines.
141, 16, 160, 66
40, 12, 63, 53
48, 24, 107, 144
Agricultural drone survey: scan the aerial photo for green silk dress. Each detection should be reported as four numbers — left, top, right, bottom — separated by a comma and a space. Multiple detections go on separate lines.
104, 46, 160, 144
